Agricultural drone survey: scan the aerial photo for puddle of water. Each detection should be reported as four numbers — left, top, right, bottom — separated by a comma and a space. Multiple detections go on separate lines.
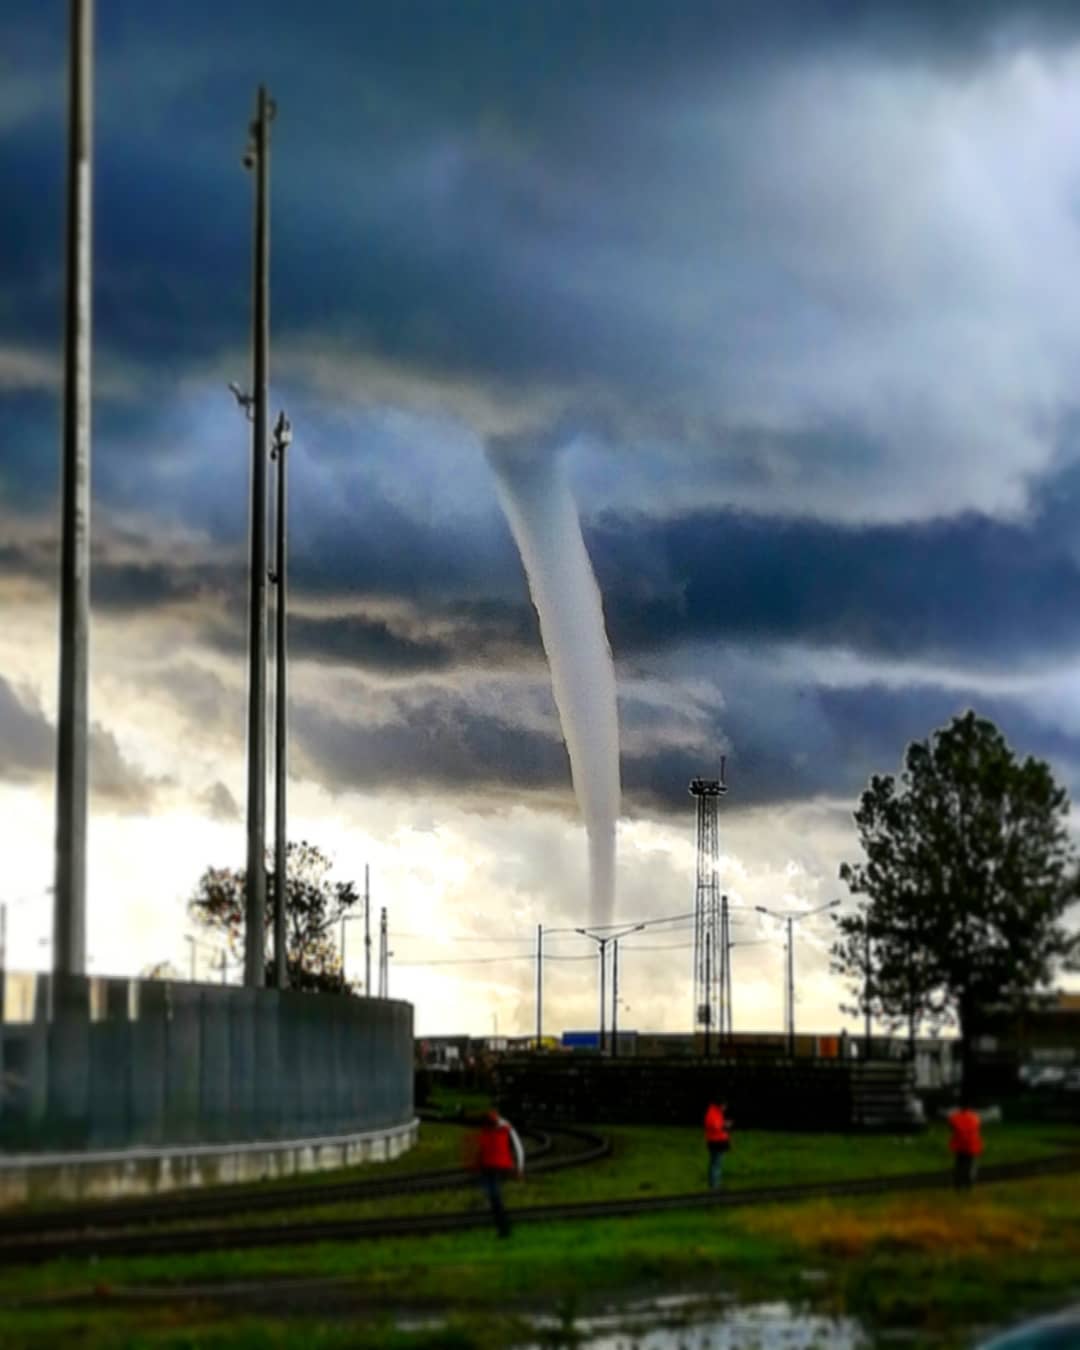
521, 1297, 867, 1349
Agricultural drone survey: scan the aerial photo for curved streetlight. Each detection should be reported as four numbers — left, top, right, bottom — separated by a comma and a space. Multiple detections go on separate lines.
756, 900, 840, 1056
575, 923, 645, 1053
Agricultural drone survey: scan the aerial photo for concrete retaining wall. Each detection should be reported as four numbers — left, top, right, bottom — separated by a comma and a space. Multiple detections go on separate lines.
0, 1117, 419, 1208
0, 972, 414, 1152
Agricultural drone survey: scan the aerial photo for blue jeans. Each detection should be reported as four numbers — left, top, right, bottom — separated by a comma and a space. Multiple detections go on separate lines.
480, 1169, 511, 1235
707, 1143, 726, 1189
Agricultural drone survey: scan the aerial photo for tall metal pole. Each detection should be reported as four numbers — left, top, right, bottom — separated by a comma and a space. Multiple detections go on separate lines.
611, 938, 619, 1058
536, 923, 543, 1047
378, 906, 388, 998
270, 410, 291, 989
704, 931, 712, 1058
364, 865, 371, 996
242, 85, 274, 988
599, 939, 606, 1053
54, 0, 94, 978
787, 917, 795, 1057
864, 919, 872, 1058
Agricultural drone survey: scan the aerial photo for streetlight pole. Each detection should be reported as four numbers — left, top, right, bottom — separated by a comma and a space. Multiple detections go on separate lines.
270, 410, 291, 989
756, 900, 840, 1058
864, 916, 872, 1059
54, 0, 94, 978
364, 865, 371, 997
240, 84, 276, 989
536, 923, 543, 1048
611, 938, 619, 1058
576, 924, 645, 1054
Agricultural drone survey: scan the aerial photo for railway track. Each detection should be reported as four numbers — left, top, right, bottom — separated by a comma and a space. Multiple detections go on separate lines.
0, 1122, 608, 1256
0, 1137, 1075, 1267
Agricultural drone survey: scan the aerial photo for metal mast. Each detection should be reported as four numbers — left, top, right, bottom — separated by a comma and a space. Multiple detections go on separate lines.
54, 0, 94, 976
241, 85, 275, 988
378, 907, 388, 997
270, 409, 291, 988
690, 763, 727, 1049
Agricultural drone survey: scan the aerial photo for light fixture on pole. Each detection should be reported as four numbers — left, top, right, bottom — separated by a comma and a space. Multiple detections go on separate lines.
575, 923, 645, 1053
755, 900, 840, 1057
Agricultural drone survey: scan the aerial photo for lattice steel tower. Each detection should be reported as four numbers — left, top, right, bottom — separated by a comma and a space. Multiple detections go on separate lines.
690, 763, 729, 1049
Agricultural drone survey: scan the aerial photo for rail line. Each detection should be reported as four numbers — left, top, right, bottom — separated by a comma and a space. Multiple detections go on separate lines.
1, 1140, 1076, 1267
0, 1123, 606, 1246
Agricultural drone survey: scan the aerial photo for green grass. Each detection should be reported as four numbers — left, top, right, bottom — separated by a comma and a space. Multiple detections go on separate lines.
3, 1180, 1080, 1348
128, 1118, 1080, 1231
1, 1124, 1078, 1348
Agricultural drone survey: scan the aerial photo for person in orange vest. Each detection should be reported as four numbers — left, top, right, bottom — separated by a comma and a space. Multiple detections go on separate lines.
471, 1108, 525, 1236
946, 1098, 985, 1188
704, 1099, 732, 1189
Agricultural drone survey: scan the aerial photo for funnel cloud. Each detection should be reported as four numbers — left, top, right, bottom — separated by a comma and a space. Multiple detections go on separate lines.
487, 439, 620, 925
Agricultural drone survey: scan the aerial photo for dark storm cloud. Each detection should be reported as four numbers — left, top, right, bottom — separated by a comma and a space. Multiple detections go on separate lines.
0, 675, 158, 811
8, 467, 1080, 679
287, 661, 1080, 818
291, 690, 571, 799
288, 613, 453, 675
593, 496, 1080, 672
5, 0, 1079, 399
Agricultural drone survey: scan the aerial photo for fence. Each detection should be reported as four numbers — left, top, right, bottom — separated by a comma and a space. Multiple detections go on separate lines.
0, 972, 413, 1152
495, 1056, 919, 1131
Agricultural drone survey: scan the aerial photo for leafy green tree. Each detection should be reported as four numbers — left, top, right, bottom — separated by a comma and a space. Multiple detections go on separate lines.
833, 711, 1080, 1086
188, 841, 361, 993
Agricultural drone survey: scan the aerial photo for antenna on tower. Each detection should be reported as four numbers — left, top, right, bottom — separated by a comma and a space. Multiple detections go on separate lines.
690, 768, 729, 1053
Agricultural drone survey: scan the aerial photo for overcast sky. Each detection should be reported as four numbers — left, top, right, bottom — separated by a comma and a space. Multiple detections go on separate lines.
3, 1, 1080, 1035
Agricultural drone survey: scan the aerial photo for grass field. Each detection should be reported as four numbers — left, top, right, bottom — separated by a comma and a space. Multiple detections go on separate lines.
0, 1121, 1077, 1348
89, 1116, 1078, 1231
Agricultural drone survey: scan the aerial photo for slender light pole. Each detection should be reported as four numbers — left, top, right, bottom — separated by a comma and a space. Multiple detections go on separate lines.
270, 409, 291, 989
704, 931, 712, 1058
864, 916, 872, 1058
54, 0, 94, 978
536, 923, 543, 1047
611, 937, 620, 1058
756, 900, 840, 1057
364, 865, 371, 996
240, 86, 275, 988
576, 924, 645, 1053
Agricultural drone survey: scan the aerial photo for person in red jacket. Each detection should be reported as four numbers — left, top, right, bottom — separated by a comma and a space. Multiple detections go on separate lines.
704, 1100, 732, 1189
947, 1098, 985, 1189
471, 1108, 525, 1236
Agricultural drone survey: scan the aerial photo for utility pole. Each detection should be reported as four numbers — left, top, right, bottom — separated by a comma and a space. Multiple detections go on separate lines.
704, 931, 712, 1058
269, 409, 291, 989
611, 938, 619, 1059
378, 906, 388, 998
536, 923, 543, 1048
864, 918, 872, 1059
364, 865, 371, 996
757, 900, 839, 1059
54, 0, 94, 978
786, 917, 795, 1057
241, 85, 275, 988
576, 924, 644, 1055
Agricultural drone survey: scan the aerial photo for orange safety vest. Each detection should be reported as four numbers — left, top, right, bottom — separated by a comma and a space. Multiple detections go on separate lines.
948, 1109, 984, 1156
704, 1104, 730, 1145
477, 1121, 515, 1172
